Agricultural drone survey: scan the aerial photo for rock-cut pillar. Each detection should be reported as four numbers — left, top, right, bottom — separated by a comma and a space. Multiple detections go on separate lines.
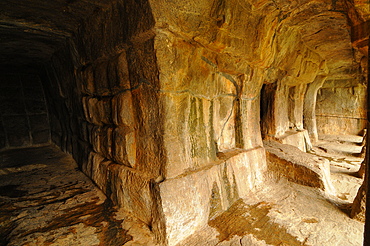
303, 75, 326, 143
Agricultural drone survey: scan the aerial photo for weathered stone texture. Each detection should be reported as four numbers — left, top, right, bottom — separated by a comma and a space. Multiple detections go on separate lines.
20, 0, 368, 244
351, 180, 367, 222
160, 147, 267, 245
303, 75, 327, 142
276, 130, 312, 152
316, 84, 367, 135
264, 140, 335, 194
41, 1, 168, 244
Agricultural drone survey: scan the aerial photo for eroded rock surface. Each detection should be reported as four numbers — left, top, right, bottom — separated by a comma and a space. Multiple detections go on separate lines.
0, 146, 156, 246
0, 0, 369, 244
178, 179, 364, 246
264, 139, 335, 194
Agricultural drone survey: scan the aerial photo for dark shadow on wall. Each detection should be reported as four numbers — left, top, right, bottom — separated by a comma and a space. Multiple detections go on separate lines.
0, 73, 51, 150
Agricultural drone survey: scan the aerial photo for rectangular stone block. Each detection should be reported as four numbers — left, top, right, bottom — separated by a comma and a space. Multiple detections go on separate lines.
89, 151, 110, 192
83, 151, 105, 180
125, 43, 165, 178
107, 164, 154, 225
315, 86, 366, 135
81, 65, 95, 95
159, 147, 266, 245
82, 96, 112, 126
91, 126, 113, 159
186, 96, 217, 164
264, 140, 335, 194
108, 52, 131, 94
316, 116, 367, 136
112, 91, 135, 127
161, 92, 192, 177
155, 33, 235, 98
112, 127, 137, 167
93, 61, 110, 96
277, 129, 312, 152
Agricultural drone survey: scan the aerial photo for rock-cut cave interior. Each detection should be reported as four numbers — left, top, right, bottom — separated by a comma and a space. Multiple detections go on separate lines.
0, 0, 369, 245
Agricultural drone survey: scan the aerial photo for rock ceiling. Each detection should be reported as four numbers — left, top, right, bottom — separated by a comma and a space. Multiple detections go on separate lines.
0, 0, 369, 74
0, 0, 112, 66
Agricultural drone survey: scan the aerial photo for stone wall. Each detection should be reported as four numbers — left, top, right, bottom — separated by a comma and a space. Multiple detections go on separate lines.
40, 0, 366, 245
316, 81, 367, 135
0, 73, 50, 150
42, 0, 167, 243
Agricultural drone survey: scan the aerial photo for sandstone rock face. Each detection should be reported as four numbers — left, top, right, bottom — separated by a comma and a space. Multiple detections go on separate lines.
264, 140, 335, 195
5, 0, 365, 244
160, 148, 266, 245
316, 83, 367, 135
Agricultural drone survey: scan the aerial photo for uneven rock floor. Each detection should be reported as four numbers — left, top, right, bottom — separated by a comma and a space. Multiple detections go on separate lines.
0, 145, 155, 246
313, 134, 364, 204
0, 135, 365, 246
181, 135, 365, 246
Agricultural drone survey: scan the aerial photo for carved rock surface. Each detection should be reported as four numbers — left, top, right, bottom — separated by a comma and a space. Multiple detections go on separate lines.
0, 145, 158, 246
0, 0, 369, 245
160, 147, 267, 245
264, 140, 335, 195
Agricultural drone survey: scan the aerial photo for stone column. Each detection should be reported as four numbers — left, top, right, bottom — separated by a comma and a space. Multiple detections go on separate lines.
303, 75, 326, 143
288, 84, 307, 130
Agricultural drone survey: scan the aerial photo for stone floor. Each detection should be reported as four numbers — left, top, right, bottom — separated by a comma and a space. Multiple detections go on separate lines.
180, 135, 365, 245
0, 145, 156, 246
0, 136, 366, 246
313, 134, 364, 204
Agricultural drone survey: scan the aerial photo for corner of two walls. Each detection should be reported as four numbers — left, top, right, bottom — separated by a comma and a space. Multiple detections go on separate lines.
43, 0, 167, 244
40, 0, 366, 245
154, 29, 268, 244
43, 0, 269, 244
